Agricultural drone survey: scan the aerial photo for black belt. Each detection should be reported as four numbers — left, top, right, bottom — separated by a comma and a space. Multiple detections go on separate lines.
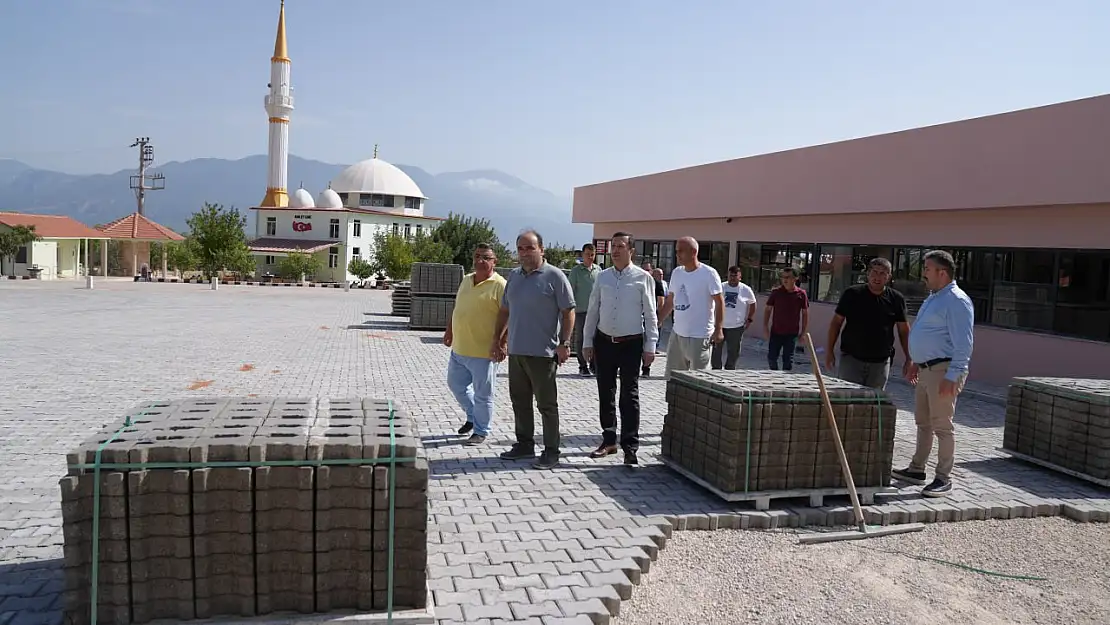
597, 332, 642, 343
916, 357, 952, 369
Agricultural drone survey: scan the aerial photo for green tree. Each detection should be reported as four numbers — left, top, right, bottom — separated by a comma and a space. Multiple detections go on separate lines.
0, 225, 41, 275
543, 243, 577, 269
166, 241, 198, 277
430, 213, 511, 269
410, 229, 453, 264
369, 230, 415, 280
348, 256, 374, 282
277, 251, 322, 281
185, 203, 254, 279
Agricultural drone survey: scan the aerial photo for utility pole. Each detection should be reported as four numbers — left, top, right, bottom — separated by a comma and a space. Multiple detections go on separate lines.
129, 137, 166, 216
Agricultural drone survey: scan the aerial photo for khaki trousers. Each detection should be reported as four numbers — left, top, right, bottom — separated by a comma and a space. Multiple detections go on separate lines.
909, 362, 966, 480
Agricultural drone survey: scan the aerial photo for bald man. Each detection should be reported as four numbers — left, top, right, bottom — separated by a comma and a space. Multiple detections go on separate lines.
657, 237, 725, 377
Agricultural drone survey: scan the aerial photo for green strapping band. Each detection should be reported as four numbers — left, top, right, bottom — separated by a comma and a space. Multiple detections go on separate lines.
84, 403, 408, 624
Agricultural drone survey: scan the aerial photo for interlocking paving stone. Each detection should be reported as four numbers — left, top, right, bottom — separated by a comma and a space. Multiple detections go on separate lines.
0, 279, 1108, 624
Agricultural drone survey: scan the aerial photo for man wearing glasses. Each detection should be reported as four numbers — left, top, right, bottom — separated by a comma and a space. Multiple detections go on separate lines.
443, 244, 508, 446
825, 258, 911, 390
762, 267, 809, 371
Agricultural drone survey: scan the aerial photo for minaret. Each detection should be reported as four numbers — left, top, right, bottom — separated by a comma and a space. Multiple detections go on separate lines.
260, 0, 293, 207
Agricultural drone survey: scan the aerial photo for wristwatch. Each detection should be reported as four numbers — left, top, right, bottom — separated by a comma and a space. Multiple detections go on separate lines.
560, 340, 571, 349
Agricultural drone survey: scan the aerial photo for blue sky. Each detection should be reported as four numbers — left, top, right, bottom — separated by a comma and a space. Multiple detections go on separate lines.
1, 0, 1107, 194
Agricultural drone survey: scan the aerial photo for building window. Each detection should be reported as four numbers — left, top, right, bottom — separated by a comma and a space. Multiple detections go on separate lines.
990, 249, 1056, 332
352, 220, 361, 237
756, 243, 815, 293
329, 219, 340, 238
352, 247, 361, 258
404, 224, 411, 238
361, 194, 395, 208
404, 197, 420, 209
338, 192, 349, 205
814, 245, 896, 304
16, 245, 28, 264
328, 247, 339, 268
1055, 251, 1110, 341
392, 222, 399, 235
264, 255, 275, 265
415, 224, 423, 236
266, 217, 276, 236
697, 241, 730, 279
633, 240, 676, 277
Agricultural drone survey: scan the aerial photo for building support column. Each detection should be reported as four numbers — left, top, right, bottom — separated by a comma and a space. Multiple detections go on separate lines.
132, 241, 138, 277
101, 239, 108, 276
162, 247, 168, 279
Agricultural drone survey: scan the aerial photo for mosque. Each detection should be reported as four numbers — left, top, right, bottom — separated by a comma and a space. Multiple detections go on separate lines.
247, 1, 443, 282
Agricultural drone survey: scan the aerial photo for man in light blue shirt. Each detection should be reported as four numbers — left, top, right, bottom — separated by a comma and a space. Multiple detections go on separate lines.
892, 250, 975, 498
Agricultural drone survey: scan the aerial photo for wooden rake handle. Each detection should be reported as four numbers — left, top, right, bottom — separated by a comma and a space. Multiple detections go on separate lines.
802, 333, 867, 531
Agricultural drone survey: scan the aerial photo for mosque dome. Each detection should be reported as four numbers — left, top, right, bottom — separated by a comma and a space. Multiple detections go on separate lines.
289, 187, 315, 209
328, 157, 427, 199
317, 187, 344, 209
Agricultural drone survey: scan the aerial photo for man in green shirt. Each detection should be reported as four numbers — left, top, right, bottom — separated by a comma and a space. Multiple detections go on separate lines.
569, 243, 601, 376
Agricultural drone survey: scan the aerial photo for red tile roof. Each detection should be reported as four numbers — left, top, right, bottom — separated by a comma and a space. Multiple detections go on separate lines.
247, 237, 340, 254
0, 212, 107, 239
97, 212, 185, 241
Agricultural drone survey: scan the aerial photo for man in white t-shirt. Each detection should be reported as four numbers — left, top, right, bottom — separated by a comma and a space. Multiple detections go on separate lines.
711, 265, 757, 370
657, 237, 724, 377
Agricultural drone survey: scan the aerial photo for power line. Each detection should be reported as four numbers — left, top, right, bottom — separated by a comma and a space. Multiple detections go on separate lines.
128, 137, 165, 216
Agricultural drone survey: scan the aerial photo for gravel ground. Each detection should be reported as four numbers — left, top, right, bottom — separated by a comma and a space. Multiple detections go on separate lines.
620, 518, 1110, 625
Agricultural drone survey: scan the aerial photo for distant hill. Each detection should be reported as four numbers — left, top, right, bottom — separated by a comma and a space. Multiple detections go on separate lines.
0, 156, 593, 246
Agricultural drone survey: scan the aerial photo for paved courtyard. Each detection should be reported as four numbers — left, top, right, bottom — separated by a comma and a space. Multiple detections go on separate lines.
1, 279, 1108, 625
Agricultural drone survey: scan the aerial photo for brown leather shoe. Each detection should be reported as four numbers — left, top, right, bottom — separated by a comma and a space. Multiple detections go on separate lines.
589, 444, 618, 458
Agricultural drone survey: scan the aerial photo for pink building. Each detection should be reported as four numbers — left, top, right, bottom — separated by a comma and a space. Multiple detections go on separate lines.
572, 94, 1110, 385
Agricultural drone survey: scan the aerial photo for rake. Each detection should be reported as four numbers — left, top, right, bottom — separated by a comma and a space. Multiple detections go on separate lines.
797, 332, 925, 545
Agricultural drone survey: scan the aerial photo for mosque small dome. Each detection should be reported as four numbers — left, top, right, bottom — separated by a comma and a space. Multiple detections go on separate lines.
289, 187, 315, 208
317, 187, 344, 209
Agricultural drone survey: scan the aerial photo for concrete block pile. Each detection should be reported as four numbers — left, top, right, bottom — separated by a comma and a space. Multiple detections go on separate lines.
409, 262, 463, 330
662, 370, 896, 495
60, 397, 428, 625
1004, 377, 1110, 483
390, 281, 411, 317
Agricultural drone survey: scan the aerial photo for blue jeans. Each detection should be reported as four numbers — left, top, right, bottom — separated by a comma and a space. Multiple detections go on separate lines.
447, 351, 499, 436
767, 333, 798, 371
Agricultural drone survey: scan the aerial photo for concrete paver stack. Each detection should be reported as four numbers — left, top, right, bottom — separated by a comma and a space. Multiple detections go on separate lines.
390, 280, 412, 317
408, 262, 463, 330
59, 397, 429, 625
661, 370, 896, 502
1003, 377, 1110, 486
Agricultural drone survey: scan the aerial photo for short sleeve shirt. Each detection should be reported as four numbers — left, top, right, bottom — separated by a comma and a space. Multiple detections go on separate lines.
835, 284, 908, 362
767, 287, 809, 335
450, 272, 507, 359
502, 263, 576, 357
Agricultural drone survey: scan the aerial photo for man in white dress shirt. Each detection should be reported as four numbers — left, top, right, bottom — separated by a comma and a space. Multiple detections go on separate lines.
583, 232, 659, 466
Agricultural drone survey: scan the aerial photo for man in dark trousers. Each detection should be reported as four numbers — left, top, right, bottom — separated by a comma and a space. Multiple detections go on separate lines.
825, 257, 911, 389
582, 232, 659, 465
492, 230, 576, 470
762, 267, 809, 370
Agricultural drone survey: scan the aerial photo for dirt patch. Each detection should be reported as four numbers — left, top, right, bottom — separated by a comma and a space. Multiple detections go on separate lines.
238, 364, 255, 372
270, 369, 281, 374
365, 332, 397, 341
319, 325, 330, 330
186, 380, 214, 391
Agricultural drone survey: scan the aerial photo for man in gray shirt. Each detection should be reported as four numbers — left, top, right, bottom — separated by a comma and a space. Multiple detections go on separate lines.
582, 232, 658, 466
492, 230, 576, 469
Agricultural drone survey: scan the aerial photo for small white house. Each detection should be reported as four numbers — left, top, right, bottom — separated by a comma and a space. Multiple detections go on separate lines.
0, 212, 107, 279
248, 157, 443, 282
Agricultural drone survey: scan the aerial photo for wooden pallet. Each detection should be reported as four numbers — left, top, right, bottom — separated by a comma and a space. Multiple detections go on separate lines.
997, 447, 1110, 488
661, 457, 897, 510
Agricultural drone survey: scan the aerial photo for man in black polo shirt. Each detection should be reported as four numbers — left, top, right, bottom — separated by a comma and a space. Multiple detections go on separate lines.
825, 257, 911, 390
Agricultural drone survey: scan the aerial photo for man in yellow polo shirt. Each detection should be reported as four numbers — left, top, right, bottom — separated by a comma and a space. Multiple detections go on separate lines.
443, 243, 508, 445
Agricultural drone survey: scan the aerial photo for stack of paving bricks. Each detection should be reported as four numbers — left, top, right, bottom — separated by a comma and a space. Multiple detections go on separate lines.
390, 280, 412, 316
1003, 376, 1110, 484
661, 370, 896, 496
408, 262, 463, 330
60, 397, 429, 625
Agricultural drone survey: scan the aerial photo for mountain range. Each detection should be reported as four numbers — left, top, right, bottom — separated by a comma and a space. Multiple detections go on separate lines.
0, 156, 593, 246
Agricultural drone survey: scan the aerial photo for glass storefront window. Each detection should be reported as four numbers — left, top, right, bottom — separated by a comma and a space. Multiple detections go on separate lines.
634, 240, 676, 278
698, 241, 730, 279
756, 243, 814, 293
1055, 251, 1110, 341
991, 250, 1056, 331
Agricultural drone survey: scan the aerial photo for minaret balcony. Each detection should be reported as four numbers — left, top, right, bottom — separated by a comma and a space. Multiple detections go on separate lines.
264, 94, 296, 111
